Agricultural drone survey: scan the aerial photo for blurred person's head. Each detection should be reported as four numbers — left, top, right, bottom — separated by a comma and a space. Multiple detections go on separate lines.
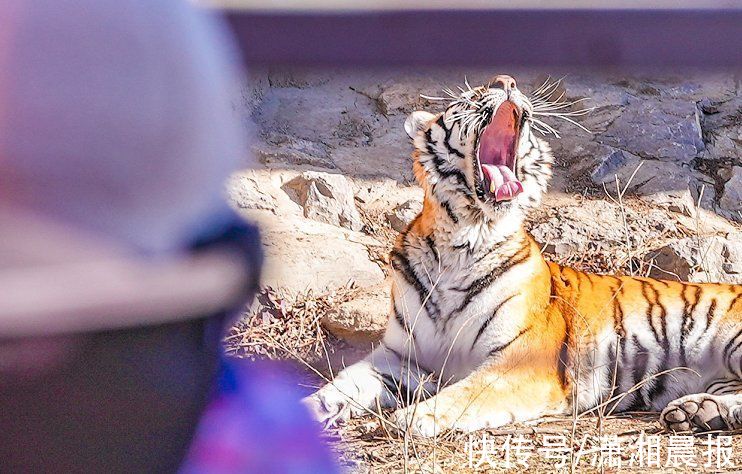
0, 0, 259, 472
0, 0, 249, 254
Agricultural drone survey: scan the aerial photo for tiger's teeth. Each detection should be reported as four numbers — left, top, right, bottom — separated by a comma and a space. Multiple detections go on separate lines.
490, 180, 496, 193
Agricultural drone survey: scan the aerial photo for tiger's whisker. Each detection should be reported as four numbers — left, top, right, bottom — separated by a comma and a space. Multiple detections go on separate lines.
420, 94, 450, 102
464, 76, 473, 92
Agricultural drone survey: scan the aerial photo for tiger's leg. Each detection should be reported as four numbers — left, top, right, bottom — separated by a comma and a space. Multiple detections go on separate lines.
390, 368, 566, 437
661, 379, 742, 432
302, 341, 436, 427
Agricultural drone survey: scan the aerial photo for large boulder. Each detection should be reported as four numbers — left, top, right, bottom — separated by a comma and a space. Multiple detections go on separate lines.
245, 207, 385, 292
597, 98, 704, 164
590, 148, 700, 196
283, 171, 364, 231
531, 197, 741, 284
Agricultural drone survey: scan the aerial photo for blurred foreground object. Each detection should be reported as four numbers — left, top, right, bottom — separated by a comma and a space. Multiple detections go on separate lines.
0, 0, 273, 472
182, 360, 338, 474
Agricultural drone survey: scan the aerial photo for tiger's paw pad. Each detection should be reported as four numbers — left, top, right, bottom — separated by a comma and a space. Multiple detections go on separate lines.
661, 395, 729, 432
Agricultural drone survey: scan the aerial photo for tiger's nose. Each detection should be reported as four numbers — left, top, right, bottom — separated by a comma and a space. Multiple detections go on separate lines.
492, 75, 517, 92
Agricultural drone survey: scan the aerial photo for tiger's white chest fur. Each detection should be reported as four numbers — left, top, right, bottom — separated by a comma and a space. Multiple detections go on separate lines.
388, 218, 540, 384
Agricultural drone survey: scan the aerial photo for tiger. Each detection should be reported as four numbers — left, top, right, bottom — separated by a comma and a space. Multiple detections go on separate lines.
302, 74, 742, 437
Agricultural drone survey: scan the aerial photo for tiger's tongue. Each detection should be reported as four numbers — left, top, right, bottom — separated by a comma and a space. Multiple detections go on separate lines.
482, 164, 523, 202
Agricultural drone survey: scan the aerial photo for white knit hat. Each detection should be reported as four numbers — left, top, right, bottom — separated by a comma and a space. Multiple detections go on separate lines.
0, 0, 254, 335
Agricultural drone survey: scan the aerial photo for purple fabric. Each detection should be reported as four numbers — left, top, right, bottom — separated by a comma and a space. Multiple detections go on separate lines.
181, 359, 338, 474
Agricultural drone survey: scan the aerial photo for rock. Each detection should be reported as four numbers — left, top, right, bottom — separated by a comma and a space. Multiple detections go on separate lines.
227, 173, 277, 212
254, 134, 336, 169
385, 199, 422, 232
244, 207, 385, 293
719, 167, 742, 218
321, 282, 389, 346
697, 96, 742, 165
646, 236, 742, 284
598, 98, 704, 163
723, 237, 742, 275
531, 200, 677, 258
283, 171, 364, 231
590, 148, 699, 196
641, 189, 697, 217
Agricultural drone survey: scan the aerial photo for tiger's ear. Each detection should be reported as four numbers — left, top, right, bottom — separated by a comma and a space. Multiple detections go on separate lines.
404, 111, 435, 139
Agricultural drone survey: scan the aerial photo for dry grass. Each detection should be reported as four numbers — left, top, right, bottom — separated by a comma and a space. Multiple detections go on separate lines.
326, 412, 742, 473
225, 283, 359, 363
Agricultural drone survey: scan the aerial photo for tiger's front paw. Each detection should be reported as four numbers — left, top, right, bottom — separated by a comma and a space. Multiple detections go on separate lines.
302, 385, 355, 428
661, 394, 731, 432
390, 405, 448, 438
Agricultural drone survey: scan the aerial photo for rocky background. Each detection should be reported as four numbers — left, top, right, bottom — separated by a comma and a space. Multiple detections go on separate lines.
229, 68, 742, 348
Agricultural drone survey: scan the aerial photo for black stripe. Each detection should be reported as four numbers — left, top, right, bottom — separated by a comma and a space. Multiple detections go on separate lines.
640, 282, 663, 346
729, 292, 742, 313
717, 385, 742, 395
379, 373, 412, 402
680, 285, 701, 365
454, 244, 531, 312
390, 248, 440, 320
612, 284, 626, 338
437, 191, 460, 223
631, 335, 650, 407
643, 282, 670, 402
706, 298, 718, 329
707, 379, 740, 394
380, 341, 405, 363
425, 235, 439, 263
471, 294, 517, 349
489, 325, 532, 357
725, 327, 742, 374
392, 300, 415, 340
436, 115, 465, 158
648, 280, 669, 343
608, 282, 627, 406
425, 127, 471, 198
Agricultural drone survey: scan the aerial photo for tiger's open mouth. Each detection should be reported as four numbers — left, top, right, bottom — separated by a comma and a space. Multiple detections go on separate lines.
476, 101, 523, 202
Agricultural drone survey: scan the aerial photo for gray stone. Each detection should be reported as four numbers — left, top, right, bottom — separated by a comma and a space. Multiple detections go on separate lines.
254, 134, 336, 169
719, 167, 742, 219
598, 98, 704, 163
531, 200, 677, 257
590, 148, 697, 196
283, 171, 364, 231
243, 205, 385, 293
697, 96, 742, 165
385, 199, 422, 232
